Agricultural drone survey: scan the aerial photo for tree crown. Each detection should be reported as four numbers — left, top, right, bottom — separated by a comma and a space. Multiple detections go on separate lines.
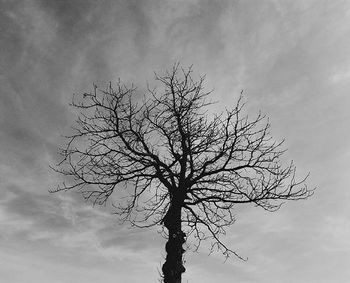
53, 64, 313, 257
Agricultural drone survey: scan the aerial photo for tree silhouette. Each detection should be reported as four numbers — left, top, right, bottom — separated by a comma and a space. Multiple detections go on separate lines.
53, 64, 313, 283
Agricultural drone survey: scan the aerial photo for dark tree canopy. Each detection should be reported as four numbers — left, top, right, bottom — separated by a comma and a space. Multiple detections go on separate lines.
53, 64, 313, 282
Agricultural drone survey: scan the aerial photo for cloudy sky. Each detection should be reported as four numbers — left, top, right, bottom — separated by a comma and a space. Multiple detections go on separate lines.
1, 0, 350, 282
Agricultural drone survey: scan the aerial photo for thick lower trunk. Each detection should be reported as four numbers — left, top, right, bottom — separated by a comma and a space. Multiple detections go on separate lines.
162, 203, 186, 283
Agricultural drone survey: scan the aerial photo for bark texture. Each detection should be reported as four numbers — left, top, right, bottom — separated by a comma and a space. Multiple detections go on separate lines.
162, 201, 186, 283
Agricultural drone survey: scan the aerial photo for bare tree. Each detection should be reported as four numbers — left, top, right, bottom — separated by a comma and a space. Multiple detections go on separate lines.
53, 64, 313, 283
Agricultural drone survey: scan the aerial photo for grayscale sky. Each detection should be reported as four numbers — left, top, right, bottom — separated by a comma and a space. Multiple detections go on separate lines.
1, 1, 349, 282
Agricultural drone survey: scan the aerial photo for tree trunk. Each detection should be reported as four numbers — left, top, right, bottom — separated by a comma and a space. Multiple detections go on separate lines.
162, 200, 186, 283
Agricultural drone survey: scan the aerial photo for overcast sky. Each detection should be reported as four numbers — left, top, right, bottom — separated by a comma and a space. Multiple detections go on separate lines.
1, 0, 350, 282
